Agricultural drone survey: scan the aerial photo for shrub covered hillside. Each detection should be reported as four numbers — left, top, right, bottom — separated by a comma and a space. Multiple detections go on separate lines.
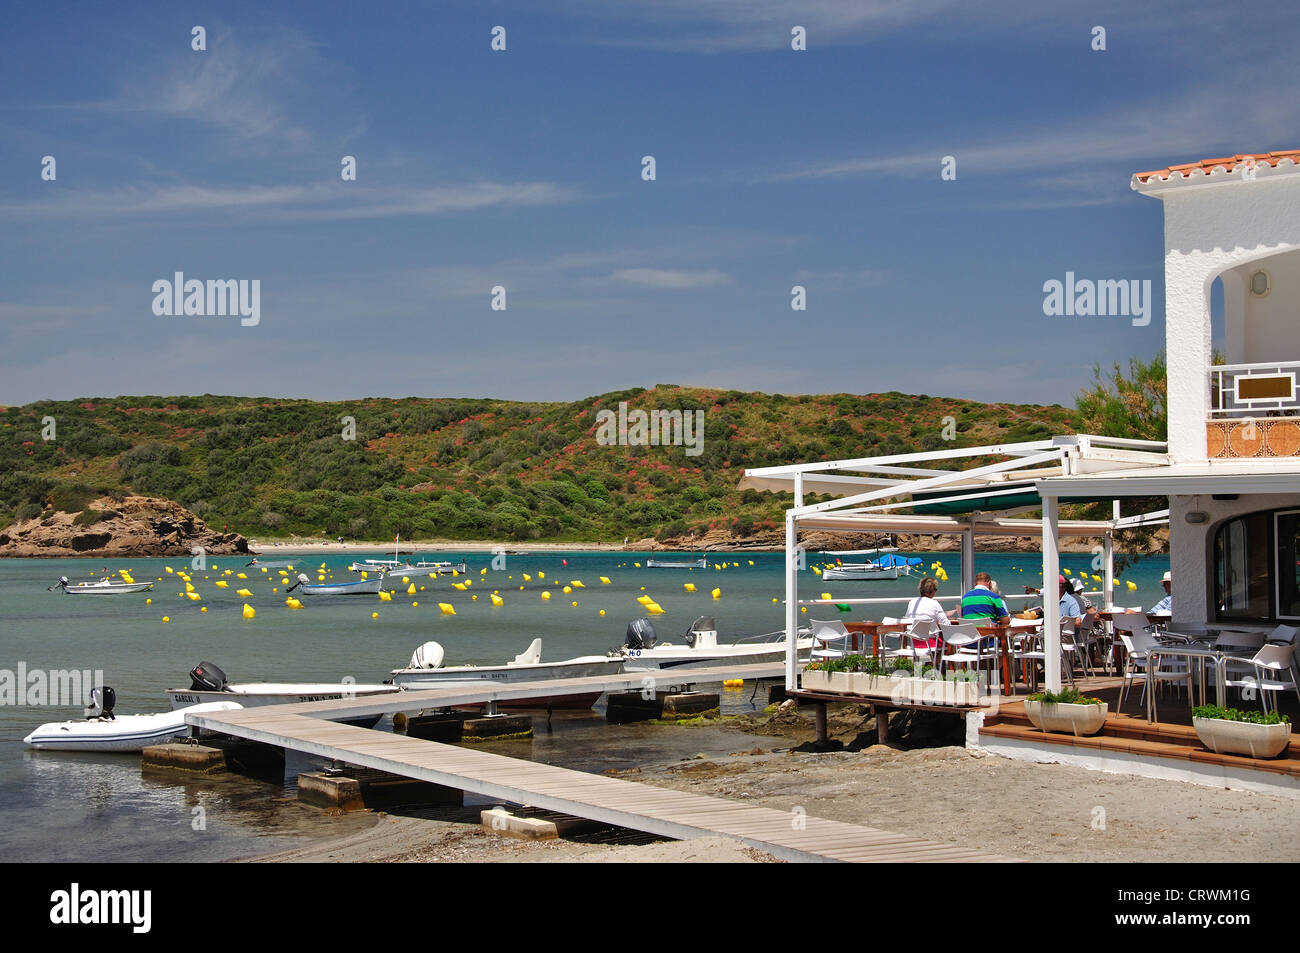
0, 388, 1074, 542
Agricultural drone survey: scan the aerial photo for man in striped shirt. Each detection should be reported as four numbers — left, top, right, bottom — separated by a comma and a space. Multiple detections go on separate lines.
950, 572, 1010, 624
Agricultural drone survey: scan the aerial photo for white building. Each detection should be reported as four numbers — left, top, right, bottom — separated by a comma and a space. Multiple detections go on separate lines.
746, 150, 1300, 692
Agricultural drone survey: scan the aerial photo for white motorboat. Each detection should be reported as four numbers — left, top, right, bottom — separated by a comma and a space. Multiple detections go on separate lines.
390, 639, 624, 709
616, 616, 812, 672
50, 576, 154, 595
645, 557, 708, 569
380, 560, 466, 579
166, 661, 398, 727
23, 688, 241, 753
287, 573, 384, 596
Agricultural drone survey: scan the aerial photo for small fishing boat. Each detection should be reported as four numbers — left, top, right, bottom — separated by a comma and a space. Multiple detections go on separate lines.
390, 639, 623, 709
166, 662, 399, 727
245, 558, 297, 569
49, 576, 154, 596
23, 688, 241, 753
379, 560, 467, 579
820, 549, 921, 580
286, 573, 384, 596
645, 556, 708, 569
615, 616, 812, 671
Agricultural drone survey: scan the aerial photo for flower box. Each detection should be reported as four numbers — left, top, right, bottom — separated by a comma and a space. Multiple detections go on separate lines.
1024, 700, 1108, 736
801, 670, 854, 693
891, 677, 982, 707
1193, 717, 1291, 759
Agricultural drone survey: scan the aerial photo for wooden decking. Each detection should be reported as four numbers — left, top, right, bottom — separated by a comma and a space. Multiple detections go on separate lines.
185, 664, 1013, 863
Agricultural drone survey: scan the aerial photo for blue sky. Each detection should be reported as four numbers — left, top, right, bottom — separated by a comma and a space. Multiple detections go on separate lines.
2, 0, 1296, 406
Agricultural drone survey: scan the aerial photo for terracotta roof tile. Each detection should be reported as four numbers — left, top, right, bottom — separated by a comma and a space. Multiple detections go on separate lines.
1134, 150, 1300, 184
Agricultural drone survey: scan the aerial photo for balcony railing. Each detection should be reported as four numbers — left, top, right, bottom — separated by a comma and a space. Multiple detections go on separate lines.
1209, 361, 1300, 419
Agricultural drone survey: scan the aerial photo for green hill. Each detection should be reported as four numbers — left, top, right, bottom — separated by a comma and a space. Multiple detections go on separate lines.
0, 388, 1074, 542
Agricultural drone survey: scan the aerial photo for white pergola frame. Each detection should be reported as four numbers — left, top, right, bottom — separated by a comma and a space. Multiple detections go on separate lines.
742, 435, 1171, 692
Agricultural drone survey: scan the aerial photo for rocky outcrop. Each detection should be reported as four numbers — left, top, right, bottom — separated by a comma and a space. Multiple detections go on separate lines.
0, 496, 250, 558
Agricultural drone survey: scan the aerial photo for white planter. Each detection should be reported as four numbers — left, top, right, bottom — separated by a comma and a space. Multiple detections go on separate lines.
1024, 700, 1108, 736
884, 677, 982, 707
847, 672, 901, 697
1193, 717, 1292, 759
800, 669, 833, 692
801, 670, 854, 693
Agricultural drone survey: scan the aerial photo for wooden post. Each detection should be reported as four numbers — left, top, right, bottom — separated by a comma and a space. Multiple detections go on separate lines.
814, 702, 827, 746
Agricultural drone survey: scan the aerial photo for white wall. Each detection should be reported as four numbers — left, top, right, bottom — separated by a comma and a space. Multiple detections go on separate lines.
1221, 248, 1300, 364
1155, 177, 1300, 463
1168, 492, 1300, 629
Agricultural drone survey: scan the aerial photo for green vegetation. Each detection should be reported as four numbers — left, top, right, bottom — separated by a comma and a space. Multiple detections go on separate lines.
1028, 687, 1104, 705
1192, 704, 1290, 725
0, 388, 1074, 541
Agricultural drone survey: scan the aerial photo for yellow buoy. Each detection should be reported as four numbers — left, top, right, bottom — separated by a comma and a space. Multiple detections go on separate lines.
711, 588, 721, 600
684, 583, 696, 592
242, 604, 255, 620
372, 611, 379, 619
237, 572, 247, 580
402, 577, 410, 584
407, 583, 416, 595
599, 609, 606, 616
523, 573, 532, 582
236, 588, 252, 597
490, 593, 504, 606
200, 606, 207, 613
646, 603, 664, 614
438, 602, 455, 615
186, 592, 200, 601
538, 571, 545, 579
162, 616, 170, 623
820, 592, 832, 601
563, 586, 572, 594
215, 580, 229, 588
599, 576, 611, 585
571, 580, 584, 588
379, 590, 392, 602
412, 601, 419, 607
541, 591, 551, 601
146, 598, 152, 605
571, 601, 578, 607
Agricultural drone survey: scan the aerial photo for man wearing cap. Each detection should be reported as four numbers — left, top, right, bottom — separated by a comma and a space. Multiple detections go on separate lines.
1058, 574, 1084, 625
1149, 571, 1172, 614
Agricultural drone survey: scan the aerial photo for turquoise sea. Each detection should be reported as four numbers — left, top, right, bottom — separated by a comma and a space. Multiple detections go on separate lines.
0, 548, 1170, 861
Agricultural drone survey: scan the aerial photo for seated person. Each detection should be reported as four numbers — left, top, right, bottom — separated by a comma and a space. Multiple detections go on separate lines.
903, 576, 949, 650
1058, 574, 1083, 625
950, 572, 1010, 625
1149, 571, 1172, 615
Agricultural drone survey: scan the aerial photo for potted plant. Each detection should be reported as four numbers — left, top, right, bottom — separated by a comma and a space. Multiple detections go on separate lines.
800, 659, 834, 693
1192, 705, 1292, 759
1024, 687, 1108, 736
801, 657, 858, 693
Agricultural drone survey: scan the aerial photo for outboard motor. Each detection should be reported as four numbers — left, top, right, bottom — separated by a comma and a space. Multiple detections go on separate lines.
189, 661, 229, 692
85, 686, 116, 720
47, 576, 70, 592
285, 573, 309, 592
684, 616, 718, 649
625, 618, 658, 650
408, 641, 445, 669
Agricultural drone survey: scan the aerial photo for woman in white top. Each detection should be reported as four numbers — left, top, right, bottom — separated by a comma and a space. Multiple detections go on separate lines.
903, 576, 949, 650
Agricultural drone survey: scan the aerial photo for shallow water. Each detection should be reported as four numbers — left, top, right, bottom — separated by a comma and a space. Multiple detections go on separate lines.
0, 549, 1169, 860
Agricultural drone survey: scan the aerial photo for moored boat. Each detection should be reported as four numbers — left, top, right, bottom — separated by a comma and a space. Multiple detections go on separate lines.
23, 688, 241, 753
616, 616, 812, 671
50, 576, 154, 595
166, 661, 398, 727
287, 573, 384, 596
390, 639, 623, 709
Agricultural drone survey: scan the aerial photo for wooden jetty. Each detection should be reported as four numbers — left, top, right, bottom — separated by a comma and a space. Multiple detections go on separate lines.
186, 664, 1010, 863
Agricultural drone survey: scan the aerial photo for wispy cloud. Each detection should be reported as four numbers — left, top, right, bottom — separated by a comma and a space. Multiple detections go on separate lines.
604, 268, 732, 290
0, 181, 585, 224
32, 22, 361, 152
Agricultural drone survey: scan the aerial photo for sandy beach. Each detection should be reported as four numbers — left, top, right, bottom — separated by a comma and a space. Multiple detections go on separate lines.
241, 706, 1300, 864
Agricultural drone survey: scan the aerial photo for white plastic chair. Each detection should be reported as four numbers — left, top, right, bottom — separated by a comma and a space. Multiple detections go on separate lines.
900, 617, 942, 671
810, 619, 850, 661
940, 621, 997, 686
1222, 643, 1300, 714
